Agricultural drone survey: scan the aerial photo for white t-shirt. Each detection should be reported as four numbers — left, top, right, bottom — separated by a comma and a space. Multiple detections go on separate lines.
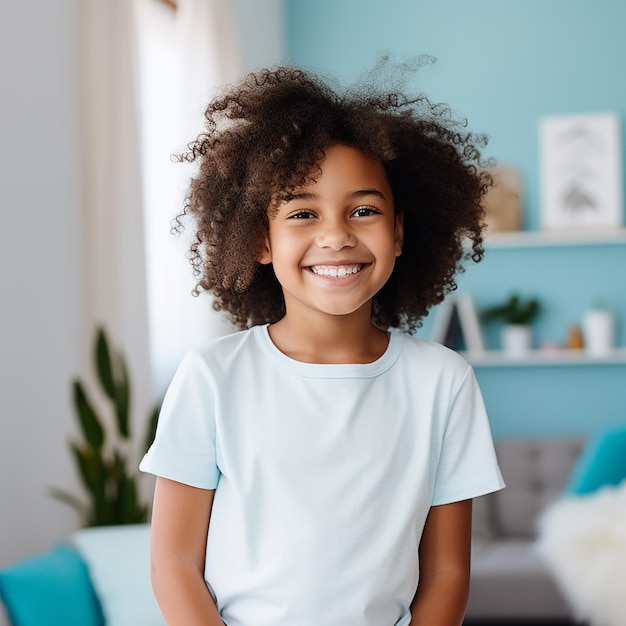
141, 325, 504, 626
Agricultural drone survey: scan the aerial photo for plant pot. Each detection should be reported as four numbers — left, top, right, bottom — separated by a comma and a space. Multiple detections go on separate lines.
501, 324, 532, 356
582, 309, 615, 356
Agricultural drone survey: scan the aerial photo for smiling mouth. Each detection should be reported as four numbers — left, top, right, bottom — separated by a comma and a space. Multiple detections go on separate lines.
309, 264, 364, 278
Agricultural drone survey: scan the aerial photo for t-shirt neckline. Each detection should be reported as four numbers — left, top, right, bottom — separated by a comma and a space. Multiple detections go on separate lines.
253, 324, 403, 379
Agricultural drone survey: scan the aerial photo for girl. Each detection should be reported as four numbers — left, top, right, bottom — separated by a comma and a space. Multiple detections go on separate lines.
140, 64, 504, 626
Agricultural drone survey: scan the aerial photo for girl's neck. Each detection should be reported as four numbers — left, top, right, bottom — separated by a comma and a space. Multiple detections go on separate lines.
267, 307, 389, 365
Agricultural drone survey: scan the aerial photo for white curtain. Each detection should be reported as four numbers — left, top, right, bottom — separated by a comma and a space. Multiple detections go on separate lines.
81, 0, 153, 418
82, 0, 242, 418
136, 0, 241, 394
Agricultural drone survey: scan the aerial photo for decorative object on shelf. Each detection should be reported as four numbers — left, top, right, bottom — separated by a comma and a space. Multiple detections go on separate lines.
430, 294, 485, 354
500, 324, 532, 356
482, 293, 541, 356
50, 327, 161, 527
566, 324, 584, 350
481, 166, 523, 234
540, 112, 624, 231
582, 303, 616, 356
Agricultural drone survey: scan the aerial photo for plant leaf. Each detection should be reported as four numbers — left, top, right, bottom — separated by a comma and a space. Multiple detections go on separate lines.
117, 470, 141, 523
73, 380, 105, 450
111, 451, 146, 524
114, 352, 131, 439
48, 487, 88, 518
71, 443, 106, 495
96, 327, 116, 401
53, 326, 156, 528
94, 491, 114, 526
143, 402, 161, 453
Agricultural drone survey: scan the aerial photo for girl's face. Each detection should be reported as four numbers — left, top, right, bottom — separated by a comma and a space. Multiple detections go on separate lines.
259, 144, 403, 322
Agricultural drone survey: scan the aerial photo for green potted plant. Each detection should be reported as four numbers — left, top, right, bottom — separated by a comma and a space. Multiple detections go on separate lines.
50, 327, 160, 526
482, 294, 541, 355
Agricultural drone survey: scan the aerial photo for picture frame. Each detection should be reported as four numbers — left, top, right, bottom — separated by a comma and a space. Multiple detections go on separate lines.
431, 295, 485, 354
539, 112, 624, 230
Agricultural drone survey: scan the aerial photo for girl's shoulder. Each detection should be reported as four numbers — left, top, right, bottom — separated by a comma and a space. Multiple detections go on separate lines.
183, 327, 258, 377
199, 326, 256, 353
395, 332, 472, 377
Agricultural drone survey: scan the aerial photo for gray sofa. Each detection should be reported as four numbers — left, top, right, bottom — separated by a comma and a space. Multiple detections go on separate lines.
465, 437, 584, 623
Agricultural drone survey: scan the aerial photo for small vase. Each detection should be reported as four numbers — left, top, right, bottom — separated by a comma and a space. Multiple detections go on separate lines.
501, 324, 532, 356
582, 309, 615, 356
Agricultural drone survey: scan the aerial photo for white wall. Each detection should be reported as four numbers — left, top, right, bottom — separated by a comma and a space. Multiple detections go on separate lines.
0, 0, 285, 603
0, 2, 82, 622
234, 0, 286, 71
0, 0, 84, 570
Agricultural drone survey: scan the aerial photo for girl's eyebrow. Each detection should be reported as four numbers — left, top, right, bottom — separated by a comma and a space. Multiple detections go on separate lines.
289, 189, 387, 201
289, 192, 318, 201
351, 189, 387, 200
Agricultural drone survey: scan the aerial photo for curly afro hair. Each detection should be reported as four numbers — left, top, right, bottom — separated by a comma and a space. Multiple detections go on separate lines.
175, 60, 491, 332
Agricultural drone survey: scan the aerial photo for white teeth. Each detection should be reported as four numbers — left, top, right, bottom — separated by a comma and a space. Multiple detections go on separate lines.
310, 265, 362, 277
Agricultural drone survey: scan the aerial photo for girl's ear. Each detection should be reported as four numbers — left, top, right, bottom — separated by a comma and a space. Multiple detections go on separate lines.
258, 235, 272, 265
394, 213, 404, 257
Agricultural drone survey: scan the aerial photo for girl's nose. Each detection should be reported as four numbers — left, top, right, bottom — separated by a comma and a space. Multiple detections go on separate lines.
315, 218, 356, 250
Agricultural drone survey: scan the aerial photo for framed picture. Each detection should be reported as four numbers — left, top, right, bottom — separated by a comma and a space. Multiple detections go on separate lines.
431, 294, 485, 354
539, 112, 624, 230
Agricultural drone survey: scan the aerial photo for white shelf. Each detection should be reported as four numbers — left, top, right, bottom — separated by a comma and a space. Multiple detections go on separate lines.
458, 228, 626, 368
465, 347, 626, 367
484, 227, 626, 249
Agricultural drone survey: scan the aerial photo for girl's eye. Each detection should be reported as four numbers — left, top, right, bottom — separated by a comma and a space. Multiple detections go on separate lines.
352, 206, 379, 217
289, 210, 316, 219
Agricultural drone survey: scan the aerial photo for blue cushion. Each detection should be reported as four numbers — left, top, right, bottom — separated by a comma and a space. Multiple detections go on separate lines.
0, 543, 104, 626
566, 425, 626, 495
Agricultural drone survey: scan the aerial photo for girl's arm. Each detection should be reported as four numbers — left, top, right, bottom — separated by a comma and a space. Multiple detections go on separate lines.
150, 477, 224, 626
409, 499, 473, 626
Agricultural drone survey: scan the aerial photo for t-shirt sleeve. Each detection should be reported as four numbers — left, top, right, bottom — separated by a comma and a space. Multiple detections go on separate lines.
139, 351, 220, 490
431, 366, 504, 506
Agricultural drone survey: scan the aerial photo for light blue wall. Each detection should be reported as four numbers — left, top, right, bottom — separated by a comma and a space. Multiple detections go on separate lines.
286, 0, 626, 439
